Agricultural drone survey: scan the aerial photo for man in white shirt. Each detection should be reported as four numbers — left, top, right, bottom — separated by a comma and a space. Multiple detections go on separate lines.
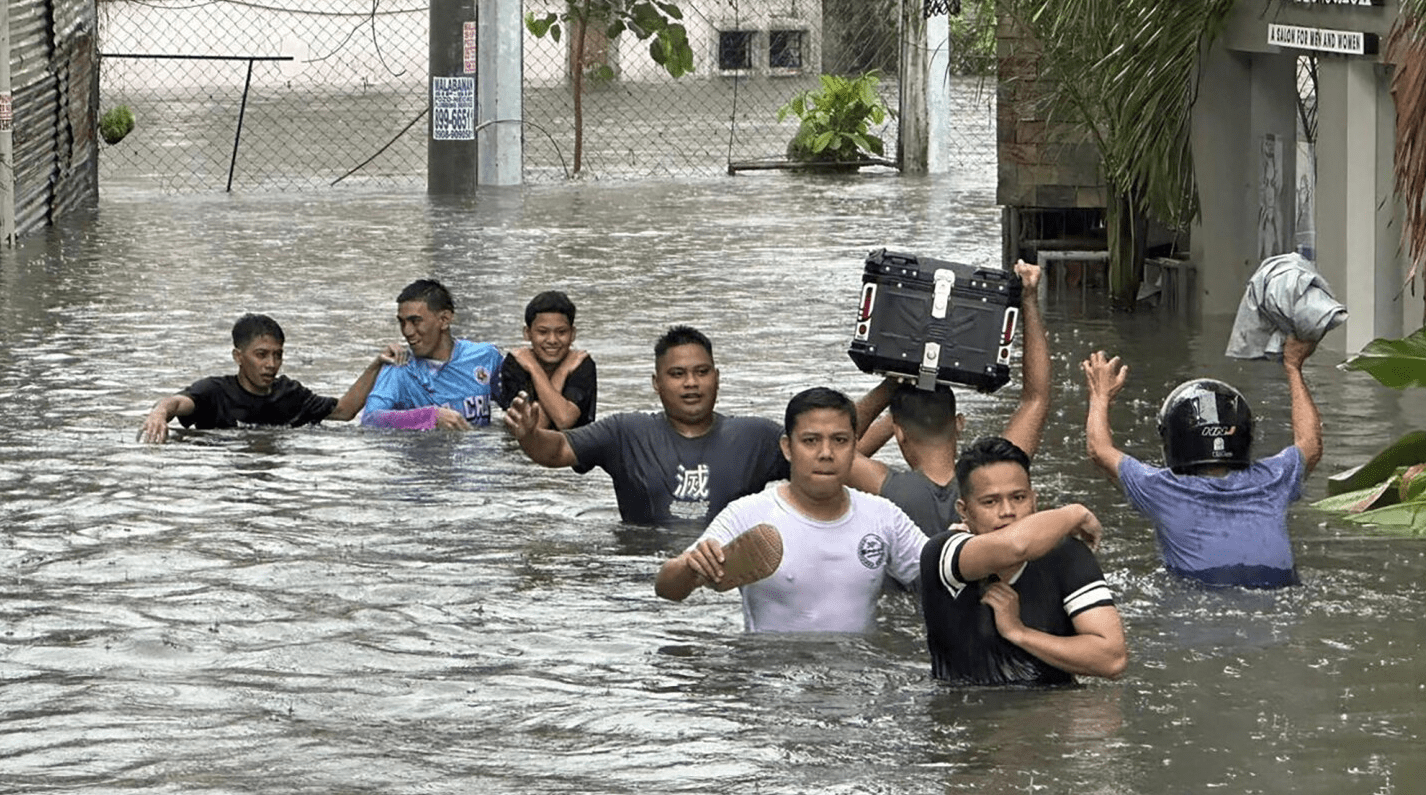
655, 387, 924, 633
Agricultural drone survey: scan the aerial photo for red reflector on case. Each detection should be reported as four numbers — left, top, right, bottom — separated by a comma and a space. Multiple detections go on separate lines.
1001, 307, 1020, 344
859, 283, 877, 322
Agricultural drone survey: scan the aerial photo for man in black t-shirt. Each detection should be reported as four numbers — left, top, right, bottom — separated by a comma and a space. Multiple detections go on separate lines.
138, 313, 399, 443
921, 437, 1127, 686
493, 290, 596, 430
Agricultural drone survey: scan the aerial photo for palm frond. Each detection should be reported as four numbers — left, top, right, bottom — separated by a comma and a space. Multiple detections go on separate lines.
1388, 15, 1426, 316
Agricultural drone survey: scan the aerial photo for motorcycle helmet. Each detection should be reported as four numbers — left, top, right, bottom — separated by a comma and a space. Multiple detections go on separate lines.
1157, 378, 1253, 474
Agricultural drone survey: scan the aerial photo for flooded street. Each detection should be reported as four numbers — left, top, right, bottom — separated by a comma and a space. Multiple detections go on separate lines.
1, 174, 1423, 794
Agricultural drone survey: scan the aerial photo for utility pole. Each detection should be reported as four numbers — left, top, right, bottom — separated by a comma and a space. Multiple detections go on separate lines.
476, 0, 522, 185
429, 0, 479, 194
0, 0, 16, 244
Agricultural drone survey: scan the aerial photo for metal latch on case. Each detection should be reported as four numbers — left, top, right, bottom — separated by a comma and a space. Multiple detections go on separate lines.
932, 269, 956, 319
918, 341, 940, 390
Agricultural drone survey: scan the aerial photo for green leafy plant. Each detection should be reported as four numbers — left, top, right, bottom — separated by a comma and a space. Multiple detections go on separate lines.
1312, 327, 1426, 534
948, 0, 998, 76
777, 72, 894, 165
100, 105, 135, 145
526, 1, 693, 175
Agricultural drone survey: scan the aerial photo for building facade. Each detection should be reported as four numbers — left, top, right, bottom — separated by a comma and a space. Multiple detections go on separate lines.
1195, 0, 1410, 351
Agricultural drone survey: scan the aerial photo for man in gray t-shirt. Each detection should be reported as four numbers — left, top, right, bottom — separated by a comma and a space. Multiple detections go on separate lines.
504, 325, 789, 526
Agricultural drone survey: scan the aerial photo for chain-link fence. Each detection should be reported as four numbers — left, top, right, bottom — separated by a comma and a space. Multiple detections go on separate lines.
521, 0, 905, 179
98, 0, 429, 192
97, 0, 994, 191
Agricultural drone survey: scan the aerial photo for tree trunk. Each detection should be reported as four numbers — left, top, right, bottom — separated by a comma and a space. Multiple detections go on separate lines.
1106, 188, 1147, 309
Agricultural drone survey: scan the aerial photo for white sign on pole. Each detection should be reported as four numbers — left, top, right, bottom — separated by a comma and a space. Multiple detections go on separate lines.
431, 76, 475, 141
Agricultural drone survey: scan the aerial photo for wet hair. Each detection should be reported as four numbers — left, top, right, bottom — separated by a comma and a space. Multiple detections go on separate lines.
955, 436, 1031, 496
396, 279, 455, 313
524, 290, 577, 326
784, 386, 858, 437
654, 325, 713, 361
231, 313, 284, 349
889, 383, 958, 440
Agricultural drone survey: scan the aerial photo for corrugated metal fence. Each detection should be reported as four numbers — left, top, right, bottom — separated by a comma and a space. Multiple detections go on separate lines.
10, 0, 98, 235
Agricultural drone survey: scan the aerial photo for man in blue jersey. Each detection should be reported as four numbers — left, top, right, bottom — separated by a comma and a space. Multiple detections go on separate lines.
1082, 336, 1322, 588
361, 279, 504, 431
921, 437, 1126, 685
504, 325, 788, 526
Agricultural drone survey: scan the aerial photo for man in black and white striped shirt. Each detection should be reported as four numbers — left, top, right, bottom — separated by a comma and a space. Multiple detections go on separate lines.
920, 436, 1127, 686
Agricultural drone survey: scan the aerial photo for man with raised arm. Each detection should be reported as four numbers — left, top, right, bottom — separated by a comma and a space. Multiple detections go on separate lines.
504, 325, 789, 526
655, 387, 925, 633
921, 436, 1127, 685
850, 260, 1050, 536
138, 313, 397, 443
361, 279, 505, 431
1081, 336, 1322, 588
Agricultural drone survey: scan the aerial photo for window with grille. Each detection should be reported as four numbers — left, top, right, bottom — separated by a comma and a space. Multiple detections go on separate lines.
769, 30, 804, 71
718, 30, 755, 71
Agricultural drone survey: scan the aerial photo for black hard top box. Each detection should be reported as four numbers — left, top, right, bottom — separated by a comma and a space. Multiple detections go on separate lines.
848, 249, 1022, 393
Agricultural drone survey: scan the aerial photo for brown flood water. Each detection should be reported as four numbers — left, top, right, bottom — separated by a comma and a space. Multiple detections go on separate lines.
0, 174, 1422, 794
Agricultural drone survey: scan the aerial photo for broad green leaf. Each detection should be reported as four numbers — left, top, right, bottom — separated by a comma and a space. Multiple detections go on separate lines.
1310, 478, 1400, 514
525, 12, 554, 37
550, 23, 561, 43
859, 80, 877, 108
1343, 500, 1426, 534
811, 131, 835, 153
1341, 326, 1426, 389
656, 1, 683, 20
1326, 430, 1426, 495
630, 2, 664, 34
1402, 464, 1426, 502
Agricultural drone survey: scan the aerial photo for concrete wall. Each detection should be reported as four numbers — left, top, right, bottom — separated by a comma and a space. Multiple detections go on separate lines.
1189, 46, 1298, 317
995, 16, 1103, 210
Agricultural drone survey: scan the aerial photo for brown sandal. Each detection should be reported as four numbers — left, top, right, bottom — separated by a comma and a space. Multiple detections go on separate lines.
711, 523, 784, 592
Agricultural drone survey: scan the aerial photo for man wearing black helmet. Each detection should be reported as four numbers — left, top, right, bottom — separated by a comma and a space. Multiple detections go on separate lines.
1081, 336, 1322, 588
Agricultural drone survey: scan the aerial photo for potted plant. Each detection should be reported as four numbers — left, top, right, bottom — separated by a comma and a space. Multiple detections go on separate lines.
777, 71, 894, 169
